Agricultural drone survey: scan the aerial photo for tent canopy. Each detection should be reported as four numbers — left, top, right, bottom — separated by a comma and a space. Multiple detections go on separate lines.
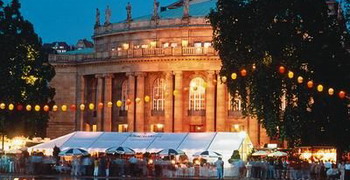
29, 131, 253, 162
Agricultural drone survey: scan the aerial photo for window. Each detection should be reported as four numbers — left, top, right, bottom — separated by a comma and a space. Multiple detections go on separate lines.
150, 124, 164, 132
118, 124, 128, 132
190, 125, 204, 132
231, 124, 244, 132
228, 92, 242, 111
152, 78, 166, 111
121, 80, 128, 111
189, 77, 206, 111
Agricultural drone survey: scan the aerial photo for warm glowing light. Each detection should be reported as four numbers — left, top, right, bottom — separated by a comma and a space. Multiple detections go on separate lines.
173, 90, 179, 96
80, 104, 85, 111
107, 102, 113, 108
8, 104, 14, 111
135, 98, 141, 103
181, 40, 188, 47
0, 103, 5, 110
52, 105, 58, 112
126, 99, 132, 105
144, 96, 150, 103
122, 43, 129, 50
34, 105, 40, 111
116, 100, 123, 107
150, 41, 157, 48
43, 105, 50, 112
70, 104, 76, 111
317, 85, 323, 92
328, 88, 334, 96
297, 76, 303, 84
240, 69, 247, 77
339, 91, 346, 99
98, 103, 104, 109
156, 124, 164, 129
61, 105, 67, 112
288, 71, 294, 79
307, 81, 313, 88
89, 103, 95, 110
17, 104, 23, 111
221, 76, 227, 83
278, 66, 286, 74
231, 73, 237, 80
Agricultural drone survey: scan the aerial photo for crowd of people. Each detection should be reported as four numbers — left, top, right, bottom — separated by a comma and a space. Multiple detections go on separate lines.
1, 151, 350, 180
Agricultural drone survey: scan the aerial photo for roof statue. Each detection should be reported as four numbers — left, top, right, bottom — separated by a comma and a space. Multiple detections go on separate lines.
183, 0, 190, 19
95, 8, 100, 28
151, 0, 160, 20
126, 2, 132, 22
105, 5, 112, 25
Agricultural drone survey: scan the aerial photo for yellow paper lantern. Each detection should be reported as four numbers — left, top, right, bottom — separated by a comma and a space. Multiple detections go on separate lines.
89, 103, 95, 110
221, 76, 227, 83
8, 104, 14, 111
26, 105, 32, 111
0, 103, 5, 110
328, 88, 334, 96
52, 105, 58, 112
288, 71, 294, 79
80, 104, 85, 111
116, 100, 123, 107
297, 76, 303, 84
107, 102, 113, 108
135, 97, 141, 103
34, 105, 40, 111
144, 96, 150, 103
317, 85, 323, 92
61, 105, 67, 112
231, 73, 237, 80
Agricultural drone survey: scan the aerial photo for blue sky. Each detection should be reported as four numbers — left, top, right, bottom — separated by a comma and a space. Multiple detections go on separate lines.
13, 0, 178, 44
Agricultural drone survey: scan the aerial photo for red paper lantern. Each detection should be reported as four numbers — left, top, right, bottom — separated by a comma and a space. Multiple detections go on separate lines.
278, 66, 286, 74
17, 104, 23, 111
339, 91, 346, 99
98, 103, 104, 109
307, 81, 313, 88
70, 104, 76, 111
126, 99, 132, 105
240, 69, 247, 77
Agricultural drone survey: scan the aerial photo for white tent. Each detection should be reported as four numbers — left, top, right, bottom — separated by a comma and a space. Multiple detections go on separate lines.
29, 131, 253, 174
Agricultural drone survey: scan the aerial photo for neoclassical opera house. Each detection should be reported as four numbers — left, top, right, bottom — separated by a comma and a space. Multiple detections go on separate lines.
48, 0, 272, 147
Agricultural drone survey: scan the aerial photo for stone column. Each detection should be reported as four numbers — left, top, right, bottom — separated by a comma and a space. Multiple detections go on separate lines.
135, 72, 145, 132
103, 74, 114, 132
95, 74, 104, 131
127, 73, 136, 132
205, 71, 215, 132
164, 72, 174, 132
77, 75, 85, 131
174, 71, 183, 132
216, 73, 226, 131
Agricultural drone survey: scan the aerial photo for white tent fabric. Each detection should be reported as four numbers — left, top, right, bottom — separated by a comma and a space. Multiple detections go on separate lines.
29, 131, 253, 170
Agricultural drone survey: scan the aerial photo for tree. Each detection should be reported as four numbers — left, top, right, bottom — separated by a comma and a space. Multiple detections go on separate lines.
0, 0, 55, 138
209, 0, 350, 148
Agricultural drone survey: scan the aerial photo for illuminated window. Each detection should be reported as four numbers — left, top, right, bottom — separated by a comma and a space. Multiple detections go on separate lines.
189, 77, 206, 111
190, 125, 204, 132
150, 124, 164, 132
203, 42, 212, 48
163, 42, 169, 48
170, 43, 178, 48
152, 78, 166, 111
118, 124, 128, 132
228, 92, 242, 111
121, 80, 128, 111
231, 124, 244, 132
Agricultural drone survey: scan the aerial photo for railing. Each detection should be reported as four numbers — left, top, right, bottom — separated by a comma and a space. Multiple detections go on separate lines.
49, 47, 218, 63
228, 110, 243, 118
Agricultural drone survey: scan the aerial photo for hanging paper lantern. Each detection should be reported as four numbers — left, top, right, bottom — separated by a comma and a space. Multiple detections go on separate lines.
288, 71, 294, 79
297, 76, 304, 84
43, 105, 50, 112
221, 76, 227, 83
213, 79, 217, 84
307, 81, 313, 89
70, 104, 76, 111
116, 100, 123, 107
8, 104, 14, 111
328, 88, 334, 96
80, 104, 85, 111
89, 103, 95, 110
126, 99, 132, 105
144, 96, 150, 103
183, 87, 189, 92
135, 98, 141, 103
231, 73, 237, 80
317, 85, 323, 92
26, 105, 32, 111
34, 105, 40, 112
278, 66, 286, 74
0, 103, 5, 110
339, 91, 346, 99
61, 105, 67, 112
52, 105, 58, 112
107, 102, 113, 108
17, 104, 23, 111
98, 103, 104, 109
173, 90, 179, 96
240, 69, 247, 77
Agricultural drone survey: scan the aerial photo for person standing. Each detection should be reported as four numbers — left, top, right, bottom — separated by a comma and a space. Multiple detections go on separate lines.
93, 157, 99, 177
345, 161, 350, 180
339, 161, 345, 180
215, 157, 224, 179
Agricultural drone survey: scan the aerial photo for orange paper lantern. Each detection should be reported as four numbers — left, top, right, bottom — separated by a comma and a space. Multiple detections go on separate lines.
98, 103, 104, 109
279, 66, 286, 74
307, 81, 313, 88
43, 105, 50, 112
240, 69, 247, 77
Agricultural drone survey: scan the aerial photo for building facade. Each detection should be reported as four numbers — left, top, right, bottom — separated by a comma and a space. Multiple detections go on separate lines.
47, 0, 273, 147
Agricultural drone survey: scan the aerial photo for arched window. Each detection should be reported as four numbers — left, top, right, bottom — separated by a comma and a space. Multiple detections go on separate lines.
121, 80, 128, 111
228, 91, 242, 112
152, 78, 166, 111
189, 77, 206, 111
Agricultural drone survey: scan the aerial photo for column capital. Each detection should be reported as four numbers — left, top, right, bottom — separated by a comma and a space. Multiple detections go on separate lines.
103, 73, 114, 78
173, 71, 183, 76
135, 72, 147, 77
126, 72, 135, 77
